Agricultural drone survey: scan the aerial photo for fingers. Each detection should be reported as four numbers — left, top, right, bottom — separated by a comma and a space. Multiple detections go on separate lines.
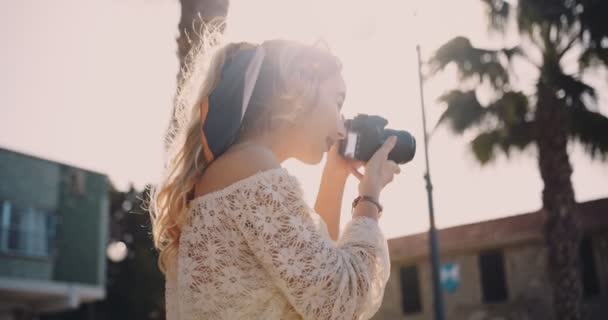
388, 160, 400, 174
352, 160, 365, 170
385, 161, 399, 185
371, 136, 397, 161
350, 166, 364, 181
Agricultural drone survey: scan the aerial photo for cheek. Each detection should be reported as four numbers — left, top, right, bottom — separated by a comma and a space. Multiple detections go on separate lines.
325, 108, 340, 132
293, 114, 322, 144
319, 111, 337, 137
295, 106, 336, 148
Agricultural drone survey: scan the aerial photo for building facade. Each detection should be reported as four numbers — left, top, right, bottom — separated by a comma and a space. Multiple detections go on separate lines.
0, 148, 109, 320
374, 198, 608, 320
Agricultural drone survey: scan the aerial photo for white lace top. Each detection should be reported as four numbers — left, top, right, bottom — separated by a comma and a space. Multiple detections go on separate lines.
165, 168, 391, 320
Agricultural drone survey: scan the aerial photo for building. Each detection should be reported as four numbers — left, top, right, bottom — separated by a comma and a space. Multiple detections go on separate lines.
373, 198, 608, 320
0, 147, 109, 320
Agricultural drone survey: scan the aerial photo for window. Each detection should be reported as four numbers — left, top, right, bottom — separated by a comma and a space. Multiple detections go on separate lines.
479, 249, 508, 303
0, 200, 56, 257
579, 236, 600, 298
400, 265, 422, 314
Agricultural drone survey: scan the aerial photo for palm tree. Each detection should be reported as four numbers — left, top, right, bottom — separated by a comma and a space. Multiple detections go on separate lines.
165, 0, 230, 151
429, 1, 608, 319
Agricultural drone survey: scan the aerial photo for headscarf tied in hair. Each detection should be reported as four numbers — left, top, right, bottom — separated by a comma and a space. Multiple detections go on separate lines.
199, 45, 266, 163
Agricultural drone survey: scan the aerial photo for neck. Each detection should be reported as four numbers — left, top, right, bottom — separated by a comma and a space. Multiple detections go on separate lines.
237, 131, 292, 163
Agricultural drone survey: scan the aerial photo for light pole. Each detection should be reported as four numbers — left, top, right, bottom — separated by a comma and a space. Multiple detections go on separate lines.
416, 44, 445, 320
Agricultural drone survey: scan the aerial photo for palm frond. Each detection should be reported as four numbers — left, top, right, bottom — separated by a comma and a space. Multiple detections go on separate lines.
517, 1, 576, 35
429, 37, 520, 89
542, 69, 597, 110
471, 130, 501, 164
569, 107, 608, 160
471, 121, 535, 165
436, 90, 487, 134
481, 0, 512, 33
487, 91, 530, 126
579, 0, 608, 47
580, 46, 608, 69
576, 0, 608, 71
559, 74, 595, 101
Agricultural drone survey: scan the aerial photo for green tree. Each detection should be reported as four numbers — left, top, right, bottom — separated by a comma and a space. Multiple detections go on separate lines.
103, 185, 165, 320
429, 1, 608, 319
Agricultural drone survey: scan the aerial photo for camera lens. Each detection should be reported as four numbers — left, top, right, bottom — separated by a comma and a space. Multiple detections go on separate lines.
384, 129, 416, 164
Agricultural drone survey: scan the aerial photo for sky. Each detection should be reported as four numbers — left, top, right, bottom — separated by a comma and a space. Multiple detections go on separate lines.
1, 0, 607, 239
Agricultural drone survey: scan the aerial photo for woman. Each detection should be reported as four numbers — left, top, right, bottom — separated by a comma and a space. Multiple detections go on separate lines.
150, 38, 401, 320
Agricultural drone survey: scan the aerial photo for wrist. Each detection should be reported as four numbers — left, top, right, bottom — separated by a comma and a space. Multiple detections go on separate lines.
358, 185, 380, 200
353, 195, 383, 212
323, 162, 350, 181
352, 201, 381, 220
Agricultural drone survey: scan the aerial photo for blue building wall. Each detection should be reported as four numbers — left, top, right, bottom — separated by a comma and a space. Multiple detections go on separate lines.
0, 148, 108, 287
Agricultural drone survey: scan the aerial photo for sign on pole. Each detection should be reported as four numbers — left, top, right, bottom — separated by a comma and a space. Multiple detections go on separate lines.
440, 262, 460, 293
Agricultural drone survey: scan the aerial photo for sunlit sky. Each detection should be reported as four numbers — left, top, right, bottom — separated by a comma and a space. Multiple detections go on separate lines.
1, 0, 607, 239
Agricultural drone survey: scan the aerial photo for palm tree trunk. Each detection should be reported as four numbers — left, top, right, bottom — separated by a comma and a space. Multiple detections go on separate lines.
165, 0, 229, 151
176, 0, 229, 78
536, 82, 583, 320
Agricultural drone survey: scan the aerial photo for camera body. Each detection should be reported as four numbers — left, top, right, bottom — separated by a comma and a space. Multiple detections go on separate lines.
338, 114, 416, 164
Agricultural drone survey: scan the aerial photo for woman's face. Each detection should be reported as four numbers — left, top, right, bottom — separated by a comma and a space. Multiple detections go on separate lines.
288, 72, 347, 164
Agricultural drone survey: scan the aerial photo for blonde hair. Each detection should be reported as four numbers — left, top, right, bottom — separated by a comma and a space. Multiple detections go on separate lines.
148, 28, 342, 274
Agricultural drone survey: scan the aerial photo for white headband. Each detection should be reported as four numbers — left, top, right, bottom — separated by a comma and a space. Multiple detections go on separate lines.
241, 46, 266, 121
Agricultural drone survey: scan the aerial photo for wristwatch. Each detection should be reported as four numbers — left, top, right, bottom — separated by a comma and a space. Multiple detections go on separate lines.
352, 195, 383, 214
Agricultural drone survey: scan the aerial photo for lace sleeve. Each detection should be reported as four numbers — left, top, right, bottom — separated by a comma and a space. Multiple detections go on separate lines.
309, 211, 333, 243
223, 173, 390, 320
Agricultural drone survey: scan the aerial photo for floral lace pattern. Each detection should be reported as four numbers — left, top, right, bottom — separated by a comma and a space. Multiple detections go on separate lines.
165, 168, 390, 320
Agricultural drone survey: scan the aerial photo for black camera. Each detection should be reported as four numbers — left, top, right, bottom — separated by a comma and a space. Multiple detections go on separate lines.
338, 114, 416, 164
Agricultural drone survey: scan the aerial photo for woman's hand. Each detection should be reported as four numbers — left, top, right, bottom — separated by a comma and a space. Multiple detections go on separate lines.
325, 142, 364, 179
356, 136, 401, 200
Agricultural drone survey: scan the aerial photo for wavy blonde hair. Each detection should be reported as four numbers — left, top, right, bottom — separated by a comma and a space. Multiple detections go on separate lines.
149, 28, 342, 274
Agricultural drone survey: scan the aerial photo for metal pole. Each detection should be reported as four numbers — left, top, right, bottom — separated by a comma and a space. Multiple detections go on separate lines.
416, 44, 445, 320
